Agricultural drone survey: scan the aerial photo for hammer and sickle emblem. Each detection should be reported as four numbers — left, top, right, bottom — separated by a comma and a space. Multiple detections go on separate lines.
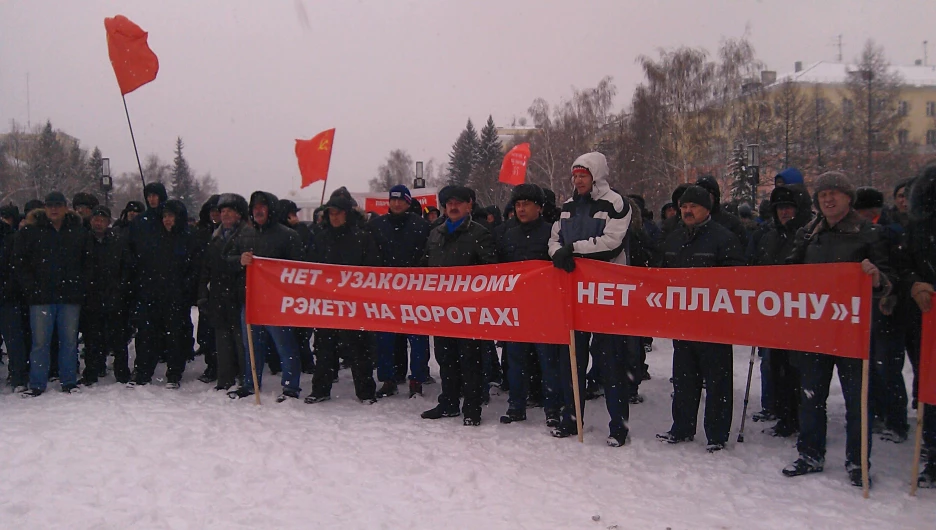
318, 138, 330, 150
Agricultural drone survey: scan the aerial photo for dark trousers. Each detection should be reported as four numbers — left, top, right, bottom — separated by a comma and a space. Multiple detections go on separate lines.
504, 341, 561, 415
312, 329, 376, 400
0, 303, 28, 387
870, 320, 909, 436
760, 348, 774, 411
214, 310, 244, 389
796, 352, 871, 468
905, 306, 922, 406
769, 349, 800, 430
559, 332, 630, 437
925, 404, 936, 463
83, 307, 129, 382
435, 336, 485, 420
197, 307, 217, 372
671, 340, 733, 445
296, 327, 314, 372
133, 301, 190, 384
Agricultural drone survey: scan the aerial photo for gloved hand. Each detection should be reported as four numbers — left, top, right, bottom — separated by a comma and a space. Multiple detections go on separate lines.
552, 243, 576, 273
911, 282, 934, 313
878, 295, 896, 316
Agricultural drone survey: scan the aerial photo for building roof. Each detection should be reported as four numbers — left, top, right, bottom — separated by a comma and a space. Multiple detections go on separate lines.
773, 61, 936, 88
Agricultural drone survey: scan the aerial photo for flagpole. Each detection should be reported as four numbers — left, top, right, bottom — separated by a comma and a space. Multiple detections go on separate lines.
319, 180, 328, 207
121, 95, 147, 189
318, 129, 335, 206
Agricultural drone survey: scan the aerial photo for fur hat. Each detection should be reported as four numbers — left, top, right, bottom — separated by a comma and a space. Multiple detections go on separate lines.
72, 192, 99, 209
854, 187, 884, 210
812, 171, 856, 207
510, 184, 545, 206
678, 185, 712, 211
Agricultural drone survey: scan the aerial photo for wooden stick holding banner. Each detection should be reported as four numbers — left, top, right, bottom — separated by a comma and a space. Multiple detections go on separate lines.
246, 323, 261, 406
910, 405, 925, 496
737, 345, 757, 443
861, 358, 870, 499
568, 329, 584, 444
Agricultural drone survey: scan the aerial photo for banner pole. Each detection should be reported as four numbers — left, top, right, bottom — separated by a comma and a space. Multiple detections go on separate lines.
911, 404, 925, 496
246, 323, 262, 405
121, 94, 147, 190
737, 345, 757, 443
568, 329, 584, 444
861, 357, 870, 499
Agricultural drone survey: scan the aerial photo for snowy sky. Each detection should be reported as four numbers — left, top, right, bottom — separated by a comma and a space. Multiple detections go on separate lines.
1, 0, 934, 201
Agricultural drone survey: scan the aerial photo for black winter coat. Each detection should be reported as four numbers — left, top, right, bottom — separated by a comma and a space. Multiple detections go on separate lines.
788, 210, 892, 297
134, 216, 202, 306
88, 228, 130, 314
199, 221, 253, 326
0, 222, 19, 305
241, 221, 304, 262
12, 210, 92, 306
310, 222, 382, 267
424, 219, 498, 267
712, 210, 749, 247
368, 212, 429, 267
659, 217, 745, 269
497, 217, 551, 262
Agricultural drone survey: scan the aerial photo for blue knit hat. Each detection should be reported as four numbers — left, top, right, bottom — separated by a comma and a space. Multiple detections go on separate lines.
389, 185, 413, 204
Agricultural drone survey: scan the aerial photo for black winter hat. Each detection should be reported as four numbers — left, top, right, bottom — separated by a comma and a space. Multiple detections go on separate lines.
695, 175, 721, 201
162, 200, 189, 232
660, 202, 676, 218
91, 205, 112, 219
769, 186, 799, 209
671, 183, 691, 205
323, 195, 354, 213
72, 192, 99, 209
443, 186, 473, 204
24, 199, 45, 213
854, 187, 885, 210
124, 201, 145, 214
510, 184, 546, 206
812, 171, 856, 207
277, 199, 301, 215
143, 182, 168, 205
541, 187, 557, 207
44, 191, 67, 206
217, 193, 249, 220
678, 185, 713, 211
0, 203, 19, 220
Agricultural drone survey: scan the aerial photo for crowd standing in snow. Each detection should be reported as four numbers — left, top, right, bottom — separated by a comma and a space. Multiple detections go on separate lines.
1, 152, 936, 490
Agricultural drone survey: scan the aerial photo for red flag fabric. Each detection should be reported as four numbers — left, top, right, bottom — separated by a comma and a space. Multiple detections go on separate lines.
295, 129, 336, 188
104, 15, 159, 95
918, 295, 936, 406
498, 143, 531, 185
246, 258, 570, 344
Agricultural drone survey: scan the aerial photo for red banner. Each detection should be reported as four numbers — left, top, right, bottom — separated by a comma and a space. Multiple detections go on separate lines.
246, 258, 570, 344
295, 128, 335, 188
364, 193, 438, 215
498, 143, 531, 185
918, 295, 936, 406
570, 260, 872, 358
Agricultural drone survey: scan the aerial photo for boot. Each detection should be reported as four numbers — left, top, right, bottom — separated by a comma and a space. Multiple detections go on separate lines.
782, 457, 824, 477
376, 381, 398, 398
499, 409, 526, 424
408, 380, 422, 398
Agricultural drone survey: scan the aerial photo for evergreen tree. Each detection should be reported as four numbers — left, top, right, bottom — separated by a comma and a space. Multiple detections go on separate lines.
27, 121, 67, 196
728, 144, 751, 201
447, 119, 479, 186
170, 137, 198, 213
471, 115, 507, 207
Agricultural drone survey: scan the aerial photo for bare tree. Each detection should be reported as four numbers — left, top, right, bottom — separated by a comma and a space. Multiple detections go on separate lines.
368, 149, 414, 192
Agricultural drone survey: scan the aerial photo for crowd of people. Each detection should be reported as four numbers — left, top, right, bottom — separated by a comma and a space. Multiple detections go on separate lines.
1, 151, 935, 490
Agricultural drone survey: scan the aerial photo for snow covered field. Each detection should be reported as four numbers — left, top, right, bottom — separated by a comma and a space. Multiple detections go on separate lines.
1, 338, 932, 529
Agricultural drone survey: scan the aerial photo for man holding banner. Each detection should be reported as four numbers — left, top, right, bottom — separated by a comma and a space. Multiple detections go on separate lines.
655, 185, 745, 452
548, 152, 633, 447
782, 171, 892, 488
420, 186, 498, 426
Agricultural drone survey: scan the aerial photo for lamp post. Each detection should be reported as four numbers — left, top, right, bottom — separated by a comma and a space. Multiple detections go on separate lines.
863, 69, 874, 187
413, 161, 425, 189
747, 144, 759, 205
100, 157, 113, 209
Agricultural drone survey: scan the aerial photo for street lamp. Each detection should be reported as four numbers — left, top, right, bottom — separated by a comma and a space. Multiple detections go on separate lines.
414, 161, 425, 189
747, 144, 759, 204
100, 157, 113, 208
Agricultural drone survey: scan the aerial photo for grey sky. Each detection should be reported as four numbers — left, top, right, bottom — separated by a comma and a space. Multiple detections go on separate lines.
2, 0, 934, 202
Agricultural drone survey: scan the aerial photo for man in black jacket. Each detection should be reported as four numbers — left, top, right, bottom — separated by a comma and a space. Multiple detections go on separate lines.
276, 198, 315, 374
305, 195, 382, 404
194, 195, 220, 382
368, 185, 432, 398
14, 192, 91, 396
420, 186, 498, 426
82, 206, 132, 385
782, 171, 891, 488
198, 194, 252, 391
656, 185, 745, 451
696, 175, 749, 247
0, 204, 28, 391
750, 185, 814, 437
904, 162, 936, 488
495, 184, 562, 427
130, 200, 201, 389
229, 191, 305, 402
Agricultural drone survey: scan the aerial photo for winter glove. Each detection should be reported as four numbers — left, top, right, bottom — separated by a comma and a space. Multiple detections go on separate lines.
911, 282, 934, 313
860, 259, 881, 288
552, 243, 576, 273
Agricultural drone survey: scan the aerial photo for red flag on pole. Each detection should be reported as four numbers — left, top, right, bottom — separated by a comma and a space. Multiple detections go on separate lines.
498, 143, 531, 185
919, 296, 936, 406
295, 129, 336, 189
104, 15, 159, 95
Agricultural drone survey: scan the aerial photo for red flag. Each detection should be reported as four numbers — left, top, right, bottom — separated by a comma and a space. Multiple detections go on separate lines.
919, 295, 936, 406
105, 15, 159, 95
295, 129, 336, 188
498, 143, 531, 185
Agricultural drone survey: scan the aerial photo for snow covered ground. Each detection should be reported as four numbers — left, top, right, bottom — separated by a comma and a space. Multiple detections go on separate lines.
1, 338, 932, 529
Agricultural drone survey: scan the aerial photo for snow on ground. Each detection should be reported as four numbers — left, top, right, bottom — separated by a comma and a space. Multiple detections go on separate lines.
1, 338, 933, 529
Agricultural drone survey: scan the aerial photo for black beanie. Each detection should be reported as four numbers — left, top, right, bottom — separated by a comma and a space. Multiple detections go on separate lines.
678, 185, 713, 211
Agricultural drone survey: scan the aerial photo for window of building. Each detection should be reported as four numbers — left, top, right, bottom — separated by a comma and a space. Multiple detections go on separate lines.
898, 101, 909, 116
898, 129, 909, 145
928, 130, 936, 146
928, 101, 936, 117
